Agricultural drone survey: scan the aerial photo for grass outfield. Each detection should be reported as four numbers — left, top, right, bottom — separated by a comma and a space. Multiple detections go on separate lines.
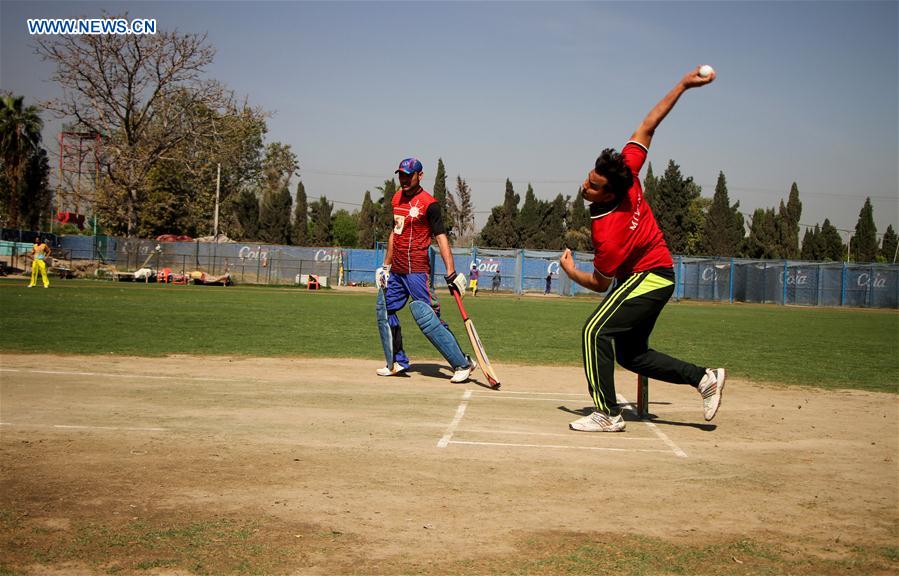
1, 278, 896, 393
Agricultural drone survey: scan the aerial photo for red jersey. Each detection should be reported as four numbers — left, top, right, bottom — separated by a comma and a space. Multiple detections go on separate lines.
591, 141, 673, 280
391, 187, 438, 274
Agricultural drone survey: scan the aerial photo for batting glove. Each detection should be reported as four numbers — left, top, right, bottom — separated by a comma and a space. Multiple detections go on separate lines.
445, 271, 466, 296
376, 265, 391, 289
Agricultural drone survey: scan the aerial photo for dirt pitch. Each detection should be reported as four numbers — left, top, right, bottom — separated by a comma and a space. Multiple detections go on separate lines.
1, 353, 896, 575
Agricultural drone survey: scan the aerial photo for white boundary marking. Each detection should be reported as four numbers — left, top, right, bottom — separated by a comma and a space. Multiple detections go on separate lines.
0, 368, 235, 382
437, 389, 472, 448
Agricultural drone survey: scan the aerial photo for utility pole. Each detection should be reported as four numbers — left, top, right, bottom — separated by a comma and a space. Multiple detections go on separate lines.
213, 163, 221, 239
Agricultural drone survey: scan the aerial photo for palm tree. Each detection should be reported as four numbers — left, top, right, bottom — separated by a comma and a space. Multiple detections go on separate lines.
0, 94, 44, 228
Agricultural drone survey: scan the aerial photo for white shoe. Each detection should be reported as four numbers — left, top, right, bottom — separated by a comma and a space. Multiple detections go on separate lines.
376, 363, 407, 377
450, 356, 477, 383
569, 411, 626, 432
698, 368, 726, 421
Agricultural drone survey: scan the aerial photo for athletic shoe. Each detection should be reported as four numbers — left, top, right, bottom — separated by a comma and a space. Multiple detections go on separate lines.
569, 411, 626, 432
698, 368, 726, 421
376, 363, 407, 377
450, 356, 477, 383
27, 284, 34, 288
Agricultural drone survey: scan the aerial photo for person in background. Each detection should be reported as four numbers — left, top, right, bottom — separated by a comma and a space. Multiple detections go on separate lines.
28, 236, 51, 288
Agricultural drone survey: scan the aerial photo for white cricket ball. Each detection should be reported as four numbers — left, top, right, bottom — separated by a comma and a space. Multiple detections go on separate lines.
699, 65, 714, 78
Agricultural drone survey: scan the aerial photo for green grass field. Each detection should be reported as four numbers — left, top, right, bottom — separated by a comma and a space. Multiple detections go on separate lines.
1, 278, 896, 393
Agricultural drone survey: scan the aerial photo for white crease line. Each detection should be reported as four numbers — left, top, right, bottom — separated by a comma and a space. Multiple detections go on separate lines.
470, 395, 591, 403
0, 368, 236, 382
474, 390, 583, 397
640, 420, 688, 458
448, 440, 673, 454
437, 389, 472, 448
458, 428, 659, 440
619, 393, 689, 458
55, 424, 167, 431
0, 422, 166, 432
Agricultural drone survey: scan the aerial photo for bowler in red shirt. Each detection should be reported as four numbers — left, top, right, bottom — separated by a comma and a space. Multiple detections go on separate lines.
560, 67, 727, 433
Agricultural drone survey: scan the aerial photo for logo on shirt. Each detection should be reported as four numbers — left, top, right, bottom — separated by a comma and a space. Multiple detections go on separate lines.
628, 194, 643, 231
393, 214, 406, 235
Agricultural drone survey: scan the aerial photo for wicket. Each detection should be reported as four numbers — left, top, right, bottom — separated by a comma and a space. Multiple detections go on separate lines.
636, 374, 649, 418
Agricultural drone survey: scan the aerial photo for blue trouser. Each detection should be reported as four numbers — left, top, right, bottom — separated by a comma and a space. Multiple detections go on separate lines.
385, 272, 466, 369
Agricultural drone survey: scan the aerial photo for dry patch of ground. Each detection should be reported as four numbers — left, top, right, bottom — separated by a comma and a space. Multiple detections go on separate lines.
1, 354, 896, 575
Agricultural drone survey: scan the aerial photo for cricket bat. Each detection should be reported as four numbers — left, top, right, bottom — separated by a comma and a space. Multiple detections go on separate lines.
448, 286, 501, 389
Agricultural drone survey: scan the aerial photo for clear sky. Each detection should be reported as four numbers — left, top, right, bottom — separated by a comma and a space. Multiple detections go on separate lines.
2, 1, 897, 240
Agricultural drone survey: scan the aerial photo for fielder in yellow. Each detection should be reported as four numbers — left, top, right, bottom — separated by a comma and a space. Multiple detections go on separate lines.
468, 264, 479, 296
28, 236, 51, 288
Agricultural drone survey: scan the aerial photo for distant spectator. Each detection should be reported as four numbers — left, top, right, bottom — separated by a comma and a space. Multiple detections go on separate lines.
492, 269, 501, 292
28, 236, 51, 288
544, 272, 552, 295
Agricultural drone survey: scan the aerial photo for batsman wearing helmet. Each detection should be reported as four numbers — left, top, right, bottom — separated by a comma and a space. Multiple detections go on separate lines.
375, 157, 476, 383
560, 67, 726, 432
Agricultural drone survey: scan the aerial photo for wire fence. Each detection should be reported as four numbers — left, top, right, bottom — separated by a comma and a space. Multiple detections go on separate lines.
2, 229, 896, 308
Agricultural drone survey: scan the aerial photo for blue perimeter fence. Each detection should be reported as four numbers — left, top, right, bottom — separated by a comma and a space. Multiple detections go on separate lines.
1, 230, 896, 309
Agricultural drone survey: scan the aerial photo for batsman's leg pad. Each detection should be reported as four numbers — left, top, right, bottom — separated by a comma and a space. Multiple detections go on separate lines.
375, 288, 393, 368
410, 300, 468, 369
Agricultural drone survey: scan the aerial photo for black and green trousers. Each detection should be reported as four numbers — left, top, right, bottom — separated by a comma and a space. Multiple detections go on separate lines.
582, 267, 706, 415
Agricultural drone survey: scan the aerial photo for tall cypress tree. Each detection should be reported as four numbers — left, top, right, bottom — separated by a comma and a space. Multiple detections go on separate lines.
309, 196, 333, 246
564, 188, 592, 251
432, 158, 450, 233
516, 184, 542, 249
851, 197, 878, 262
377, 179, 397, 242
357, 190, 377, 249
454, 175, 475, 243
879, 225, 897, 263
498, 179, 520, 247
746, 207, 780, 259
234, 189, 260, 240
776, 183, 802, 259
654, 160, 699, 255
259, 185, 293, 244
543, 194, 568, 250
685, 195, 711, 256
819, 219, 844, 261
643, 162, 657, 206
18, 145, 53, 231
292, 180, 308, 246
479, 179, 520, 248
701, 171, 744, 257
800, 225, 822, 261
479, 206, 505, 248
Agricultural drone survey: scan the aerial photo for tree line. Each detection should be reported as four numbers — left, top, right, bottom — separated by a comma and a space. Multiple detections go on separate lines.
1, 19, 895, 263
